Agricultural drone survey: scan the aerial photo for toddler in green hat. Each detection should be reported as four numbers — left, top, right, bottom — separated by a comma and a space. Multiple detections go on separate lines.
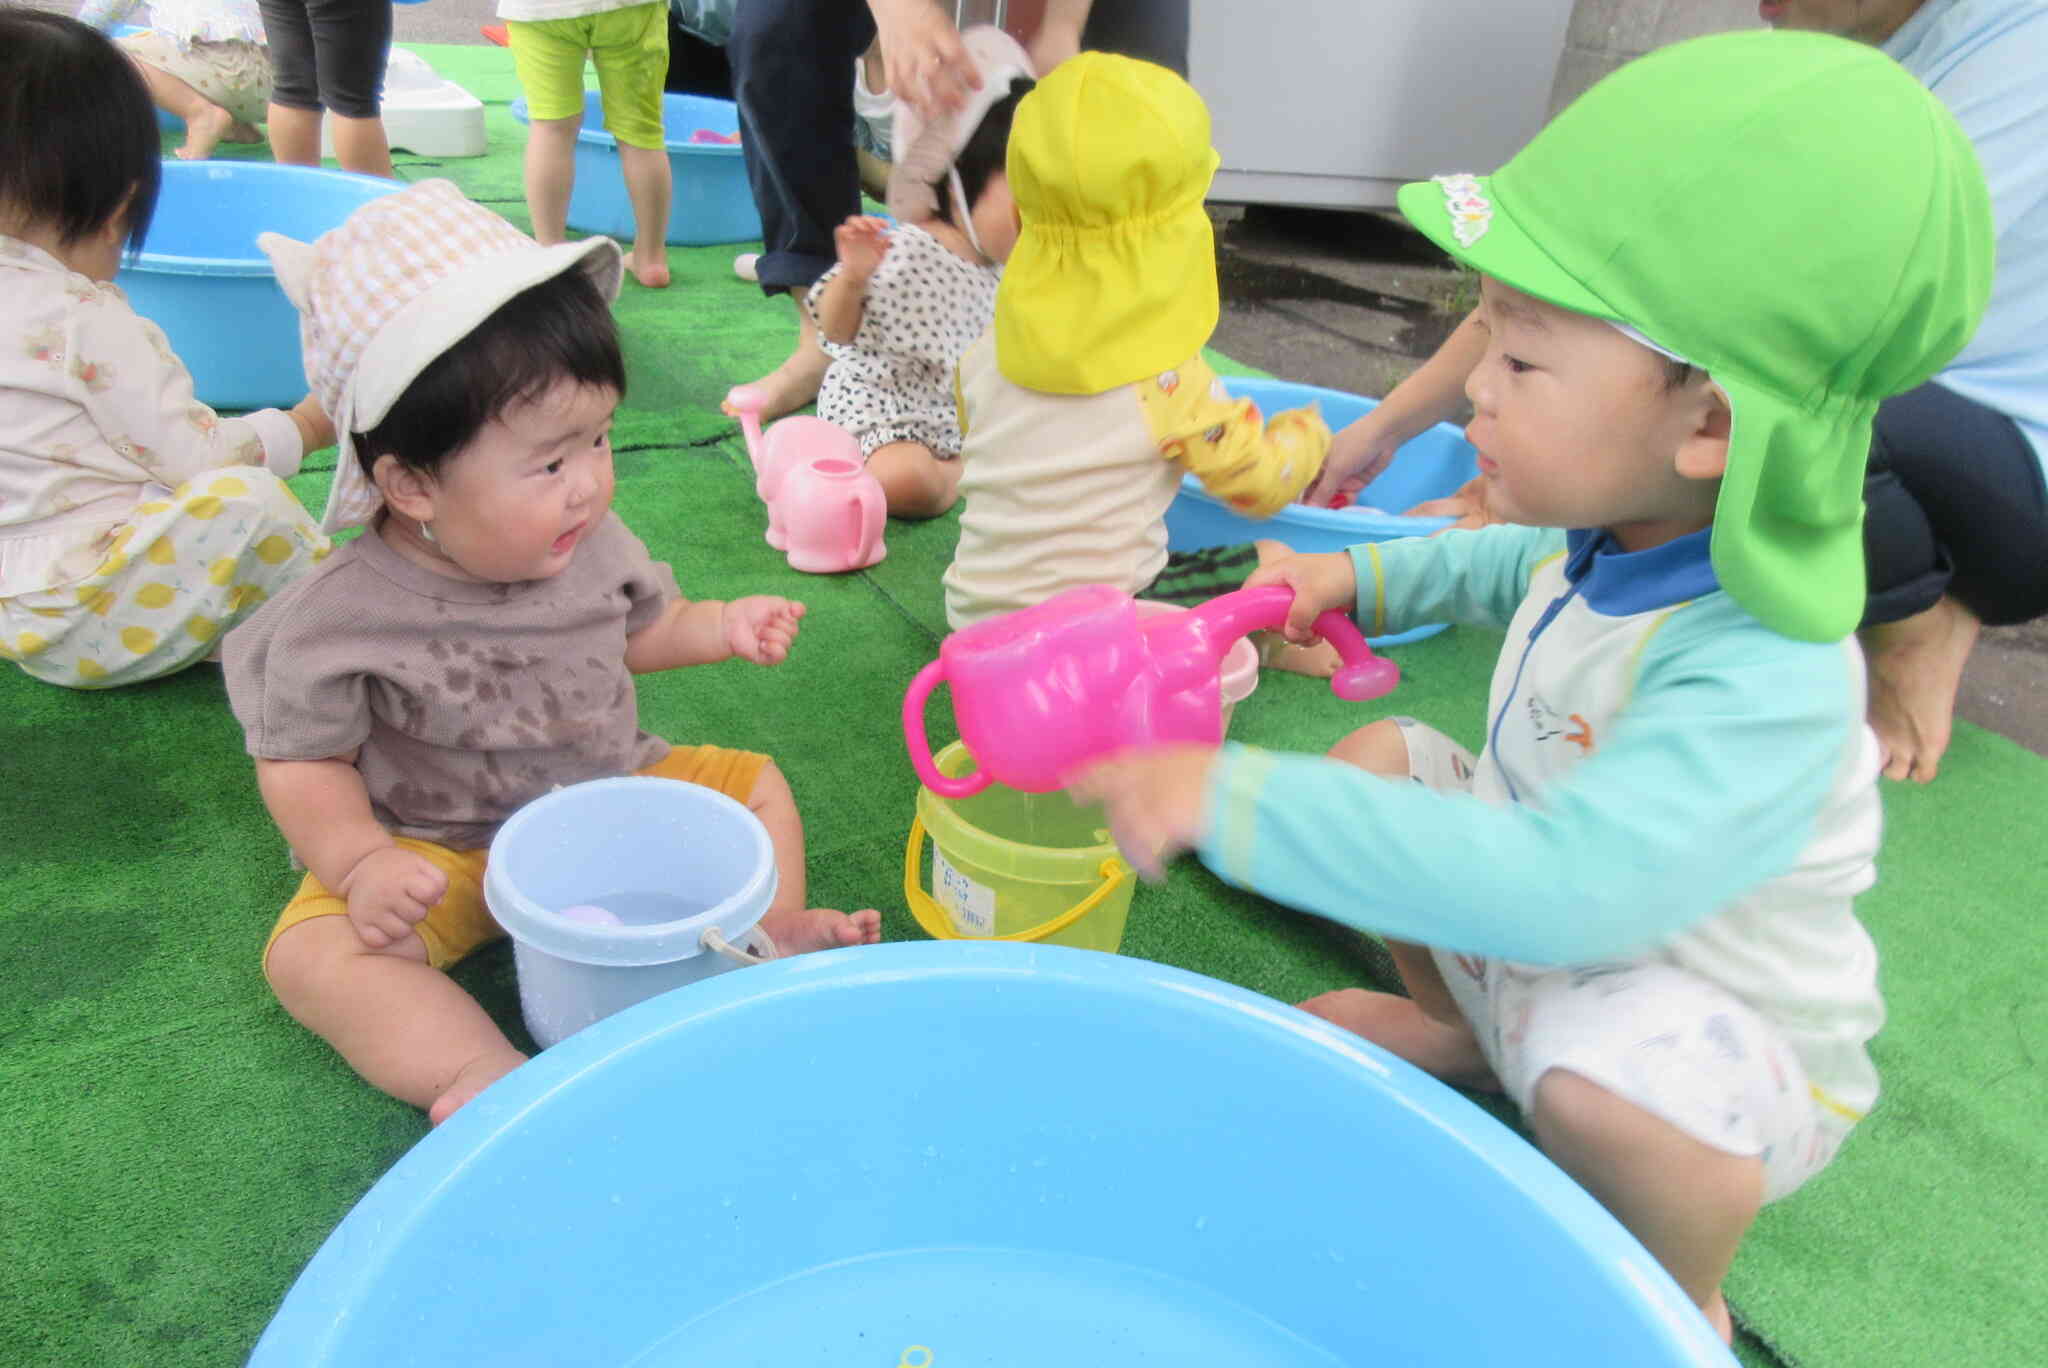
1069, 29, 1992, 1340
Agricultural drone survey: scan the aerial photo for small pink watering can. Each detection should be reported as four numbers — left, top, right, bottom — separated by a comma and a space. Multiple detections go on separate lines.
903, 583, 1399, 799
726, 385, 887, 573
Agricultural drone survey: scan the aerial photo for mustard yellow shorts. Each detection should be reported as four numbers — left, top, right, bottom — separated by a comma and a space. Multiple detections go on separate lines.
263, 744, 771, 971
505, 3, 670, 149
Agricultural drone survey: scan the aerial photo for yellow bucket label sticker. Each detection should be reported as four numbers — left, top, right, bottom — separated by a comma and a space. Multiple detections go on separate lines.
932, 848, 995, 937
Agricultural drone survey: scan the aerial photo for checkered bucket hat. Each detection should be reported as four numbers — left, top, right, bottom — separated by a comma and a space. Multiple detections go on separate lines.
259, 179, 623, 532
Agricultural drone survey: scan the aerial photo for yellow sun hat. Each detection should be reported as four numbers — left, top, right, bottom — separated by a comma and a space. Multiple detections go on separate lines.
996, 52, 1220, 395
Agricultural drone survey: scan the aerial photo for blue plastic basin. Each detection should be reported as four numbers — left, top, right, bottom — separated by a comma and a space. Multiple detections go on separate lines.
1168, 376, 1482, 647
251, 943, 1731, 1366
511, 91, 761, 247
114, 162, 401, 411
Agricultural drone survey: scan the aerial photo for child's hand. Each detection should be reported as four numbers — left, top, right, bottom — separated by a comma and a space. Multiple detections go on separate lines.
1066, 745, 1222, 883
833, 216, 892, 279
723, 596, 807, 665
338, 845, 448, 950
1404, 473, 1502, 533
1245, 551, 1359, 644
289, 392, 336, 455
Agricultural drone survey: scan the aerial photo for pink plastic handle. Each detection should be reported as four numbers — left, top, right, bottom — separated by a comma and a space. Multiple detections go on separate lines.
902, 659, 991, 798
1221, 584, 1400, 701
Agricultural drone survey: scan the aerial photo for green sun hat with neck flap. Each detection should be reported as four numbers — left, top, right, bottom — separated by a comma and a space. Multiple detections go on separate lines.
1397, 29, 1993, 643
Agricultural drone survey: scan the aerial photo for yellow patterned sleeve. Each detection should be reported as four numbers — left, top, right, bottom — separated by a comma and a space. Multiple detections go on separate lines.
1135, 356, 1330, 518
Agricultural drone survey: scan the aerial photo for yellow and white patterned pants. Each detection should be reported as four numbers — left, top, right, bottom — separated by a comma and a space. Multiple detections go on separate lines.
1, 468, 328, 689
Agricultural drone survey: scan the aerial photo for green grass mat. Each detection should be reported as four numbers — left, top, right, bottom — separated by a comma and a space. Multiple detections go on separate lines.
5, 41, 2039, 1368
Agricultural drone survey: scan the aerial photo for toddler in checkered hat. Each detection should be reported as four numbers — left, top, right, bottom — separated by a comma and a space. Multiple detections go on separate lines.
222, 180, 879, 1125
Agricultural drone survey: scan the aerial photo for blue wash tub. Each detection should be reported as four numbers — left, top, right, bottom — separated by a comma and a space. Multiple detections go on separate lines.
1169, 376, 1482, 646
115, 161, 400, 411
251, 942, 1732, 1367
512, 90, 760, 246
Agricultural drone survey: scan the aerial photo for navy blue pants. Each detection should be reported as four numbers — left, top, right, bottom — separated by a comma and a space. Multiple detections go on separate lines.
726, 0, 1189, 296
1863, 381, 2048, 627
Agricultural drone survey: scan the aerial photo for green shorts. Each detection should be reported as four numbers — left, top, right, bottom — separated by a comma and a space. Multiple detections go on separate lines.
506, 3, 670, 149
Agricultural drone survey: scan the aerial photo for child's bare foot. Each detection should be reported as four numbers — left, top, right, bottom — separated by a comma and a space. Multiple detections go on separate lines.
1298, 988, 1503, 1091
426, 1046, 527, 1127
761, 906, 882, 954
725, 322, 829, 422
1862, 593, 1980, 783
1257, 630, 1342, 678
1701, 1290, 1734, 1344
176, 103, 251, 160
630, 244, 671, 289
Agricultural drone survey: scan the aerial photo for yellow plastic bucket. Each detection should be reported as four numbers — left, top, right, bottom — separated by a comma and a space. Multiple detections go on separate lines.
905, 742, 1134, 952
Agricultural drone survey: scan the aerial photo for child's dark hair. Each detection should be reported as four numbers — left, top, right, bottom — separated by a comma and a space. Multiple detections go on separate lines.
355, 267, 626, 482
0, 10, 161, 255
939, 77, 1035, 222
1663, 358, 1700, 390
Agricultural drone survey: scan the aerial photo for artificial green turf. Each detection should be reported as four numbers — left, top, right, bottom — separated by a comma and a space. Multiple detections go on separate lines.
3, 41, 2042, 1368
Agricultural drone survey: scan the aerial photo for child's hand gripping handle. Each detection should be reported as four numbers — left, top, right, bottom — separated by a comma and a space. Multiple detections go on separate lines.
902, 659, 993, 798
1227, 584, 1400, 701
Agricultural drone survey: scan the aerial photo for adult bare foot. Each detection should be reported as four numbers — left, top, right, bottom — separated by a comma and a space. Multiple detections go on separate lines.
630, 246, 672, 289
1862, 593, 1980, 783
761, 906, 883, 954
427, 1046, 527, 1127
1298, 987, 1502, 1091
176, 103, 236, 160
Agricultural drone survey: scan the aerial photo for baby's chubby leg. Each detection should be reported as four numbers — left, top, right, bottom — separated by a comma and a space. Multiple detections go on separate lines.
867, 440, 962, 520
745, 760, 882, 953
1531, 1069, 1762, 1342
264, 916, 526, 1126
1295, 718, 1501, 1090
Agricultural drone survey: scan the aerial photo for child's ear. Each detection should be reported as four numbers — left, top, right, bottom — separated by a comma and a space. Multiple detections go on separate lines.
1674, 380, 1733, 481
372, 453, 437, 523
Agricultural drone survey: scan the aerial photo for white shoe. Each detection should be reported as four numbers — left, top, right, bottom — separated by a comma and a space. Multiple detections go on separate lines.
733, 252, 759, 283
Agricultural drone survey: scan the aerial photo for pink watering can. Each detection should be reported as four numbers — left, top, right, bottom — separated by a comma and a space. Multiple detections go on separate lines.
726, 385, 887, 572
902, 582, 1399, 799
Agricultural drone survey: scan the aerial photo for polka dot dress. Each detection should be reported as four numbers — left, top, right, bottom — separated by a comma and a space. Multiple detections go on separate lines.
807, 224, 1001, 459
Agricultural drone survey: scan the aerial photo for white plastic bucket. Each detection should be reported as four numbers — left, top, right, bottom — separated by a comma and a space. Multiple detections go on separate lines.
484, 777, 778, 1048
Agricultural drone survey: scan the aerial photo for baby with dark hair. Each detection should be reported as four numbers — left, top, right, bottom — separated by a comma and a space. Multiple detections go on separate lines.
0, 9, 330, 690
224, 181, 879, 1126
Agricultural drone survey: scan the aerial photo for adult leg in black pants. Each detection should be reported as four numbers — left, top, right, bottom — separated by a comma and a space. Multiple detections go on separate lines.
1861, 380, 2048, 781
722, 0, 876, 420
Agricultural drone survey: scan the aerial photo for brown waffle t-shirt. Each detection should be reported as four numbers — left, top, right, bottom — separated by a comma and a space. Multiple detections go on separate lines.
225, 512, 677, 850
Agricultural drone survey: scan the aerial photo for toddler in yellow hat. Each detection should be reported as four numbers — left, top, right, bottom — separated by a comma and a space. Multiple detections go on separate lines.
941, 52, 1334, 672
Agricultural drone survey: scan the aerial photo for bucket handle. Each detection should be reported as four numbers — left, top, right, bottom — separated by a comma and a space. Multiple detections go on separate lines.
903, 815, 1130, 943
902, 660, 992, 799
701, 925, 780, 966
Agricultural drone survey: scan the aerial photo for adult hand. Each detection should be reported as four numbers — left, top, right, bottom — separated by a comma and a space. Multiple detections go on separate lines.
339, 845, 447, 951
1066, 745, 1221, 883
723, 596, 807, 665
1245, 550, 1360, 643
1404, 473, 1502, 532
1304, 408, 1404, 507
870, 0, 979, 119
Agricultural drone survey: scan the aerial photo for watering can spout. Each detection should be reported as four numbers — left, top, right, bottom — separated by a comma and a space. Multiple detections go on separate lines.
724, 384, 768, 471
